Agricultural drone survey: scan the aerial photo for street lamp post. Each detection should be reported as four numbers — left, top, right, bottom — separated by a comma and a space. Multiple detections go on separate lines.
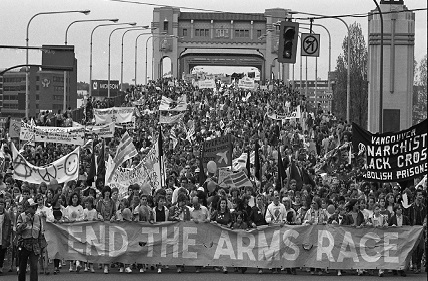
64, 18, 117, 113
25, 9, 90, 118
134, 32, 151, 85
89, 22, 136, 97
290, 11, 351, 123
108, 25, 150, 97
120, 26, 150, 91
373, 0, 384, 133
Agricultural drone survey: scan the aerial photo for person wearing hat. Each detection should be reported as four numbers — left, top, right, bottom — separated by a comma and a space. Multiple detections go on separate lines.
16, 198, 43, 281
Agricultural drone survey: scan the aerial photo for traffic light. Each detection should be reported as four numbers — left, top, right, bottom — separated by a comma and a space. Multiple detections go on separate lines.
278, 21, 299, 64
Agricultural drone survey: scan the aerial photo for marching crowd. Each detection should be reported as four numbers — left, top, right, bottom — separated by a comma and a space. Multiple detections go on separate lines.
0, 77, 426, 279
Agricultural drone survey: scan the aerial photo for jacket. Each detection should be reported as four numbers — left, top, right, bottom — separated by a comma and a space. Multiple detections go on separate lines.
328, 213, 353, 225
0, 211, 12, 248
388, 214, 410, 226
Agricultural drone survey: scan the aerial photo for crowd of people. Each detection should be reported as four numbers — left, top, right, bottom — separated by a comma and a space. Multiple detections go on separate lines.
0, 77, 426, 278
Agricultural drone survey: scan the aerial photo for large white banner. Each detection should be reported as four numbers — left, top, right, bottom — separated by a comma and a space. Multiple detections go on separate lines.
266, 105, 301, 120
11, 143, 80, 184
20, 122, 85, 145
94, 107, 134, 125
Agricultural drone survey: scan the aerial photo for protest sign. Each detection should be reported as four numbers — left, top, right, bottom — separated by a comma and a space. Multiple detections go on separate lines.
108, 163, 150, 195
45, 221, 423, 270
73, 122, 115, 138
159, 113, 185, 124
202, 134, 232, 169
353, 119, 427, 182
34, 126, 85, 146
159, 95, 188, 111
266, 106, 301, 120
198, 79, 216, 89
9, 119, 21, 138
19, 121, 34, 141
86, 123, 115, 138
20, 122, 85, 145
11, 142, 79, 184
94, 107, 134, 125
238, 77, 256, 90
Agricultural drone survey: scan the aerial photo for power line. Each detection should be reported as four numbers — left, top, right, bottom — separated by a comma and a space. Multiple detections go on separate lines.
109, 0, 426, 21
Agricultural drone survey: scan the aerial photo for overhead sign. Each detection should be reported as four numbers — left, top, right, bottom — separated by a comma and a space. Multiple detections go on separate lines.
91, 80, 120, 97
41, 45, 75, 71
301, 33, 320, 57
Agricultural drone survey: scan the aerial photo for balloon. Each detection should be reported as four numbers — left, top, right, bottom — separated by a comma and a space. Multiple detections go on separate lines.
327, 204, 335, 215
207, 181, 217, 193
207, 161, 217, 173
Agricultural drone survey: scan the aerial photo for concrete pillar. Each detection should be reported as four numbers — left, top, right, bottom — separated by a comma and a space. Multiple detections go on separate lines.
368, 1, 414, 132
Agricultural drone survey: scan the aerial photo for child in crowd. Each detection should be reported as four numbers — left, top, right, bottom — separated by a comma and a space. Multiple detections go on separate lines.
83, 196, 97, 273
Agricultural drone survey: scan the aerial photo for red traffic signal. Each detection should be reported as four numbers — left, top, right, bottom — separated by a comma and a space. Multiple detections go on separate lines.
278, 21, 299, 64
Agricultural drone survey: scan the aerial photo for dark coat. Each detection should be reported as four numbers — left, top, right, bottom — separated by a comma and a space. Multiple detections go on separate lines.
328, 213, 353, 225
388, 214, 410, 226
1, 211, 12, 248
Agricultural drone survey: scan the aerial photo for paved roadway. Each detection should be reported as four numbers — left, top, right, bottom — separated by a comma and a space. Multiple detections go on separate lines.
0, 267, 426, 281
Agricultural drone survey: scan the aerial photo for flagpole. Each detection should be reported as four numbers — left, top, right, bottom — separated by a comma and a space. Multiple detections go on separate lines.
158, 126, 164, 189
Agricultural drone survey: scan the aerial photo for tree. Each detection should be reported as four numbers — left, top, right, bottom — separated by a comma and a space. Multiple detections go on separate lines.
333, 23, 368, 128
413, 54, 427, 124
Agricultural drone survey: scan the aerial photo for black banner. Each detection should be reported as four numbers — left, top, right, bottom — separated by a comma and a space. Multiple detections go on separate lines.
352, 119, 427, 182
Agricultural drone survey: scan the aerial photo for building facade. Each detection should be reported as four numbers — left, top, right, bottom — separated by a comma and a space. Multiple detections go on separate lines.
294, 79, 332, 113
151, 7, 295, 82
0, 64, 77, 118
367, 0, 415, 132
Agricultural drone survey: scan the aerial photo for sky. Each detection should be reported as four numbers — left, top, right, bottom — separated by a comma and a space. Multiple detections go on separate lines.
0, 0, 426, 84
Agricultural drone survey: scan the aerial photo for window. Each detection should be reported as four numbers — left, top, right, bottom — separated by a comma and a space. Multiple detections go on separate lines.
36, 104, 39, 109
257, 29, 262, 38
36, 95, 39, 100
182, 28, 187, 36
36, 76, 40, 81
53, 76, 64, 83
195, 29, 209, 37
36, 85, 40, 91
53, 95, 63, 100
54, 86, 64, 92
234, 29, 250, 38
215, 28, 229, 38
163, 21, 169, 31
